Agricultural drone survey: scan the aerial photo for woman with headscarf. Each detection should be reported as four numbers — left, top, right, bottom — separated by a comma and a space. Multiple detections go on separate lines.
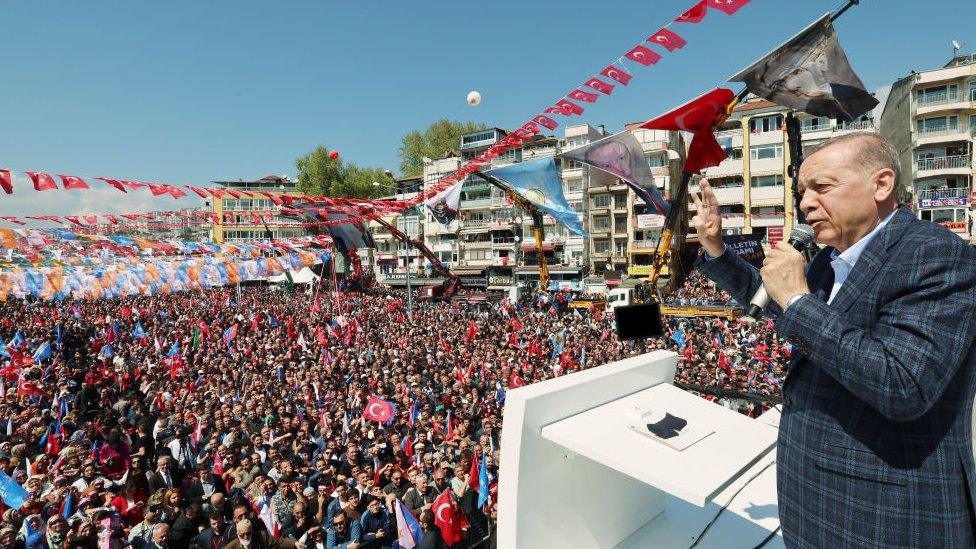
15, 514, 45, 549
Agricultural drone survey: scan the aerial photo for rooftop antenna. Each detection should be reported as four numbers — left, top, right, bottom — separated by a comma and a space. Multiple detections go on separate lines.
952, 40, 962, 57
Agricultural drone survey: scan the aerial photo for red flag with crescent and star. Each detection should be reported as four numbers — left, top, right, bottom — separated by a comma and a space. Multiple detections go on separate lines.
639, 88, 736, 174
432, 489, 468, 546
363, 394, 395, 424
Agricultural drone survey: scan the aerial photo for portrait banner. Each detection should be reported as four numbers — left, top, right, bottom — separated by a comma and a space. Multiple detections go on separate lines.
729, 13, 878, 122
558, 131, 670, 215
424, 181, 462, 230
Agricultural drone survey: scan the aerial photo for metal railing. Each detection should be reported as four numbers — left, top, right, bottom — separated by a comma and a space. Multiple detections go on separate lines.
916, 155, 970, 171
916, 125, 961, 137
915, 187, 970, 200
916, 90, 960, 106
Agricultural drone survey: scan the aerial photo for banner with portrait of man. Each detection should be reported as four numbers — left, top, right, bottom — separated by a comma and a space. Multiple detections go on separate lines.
423, 180, 462, 230
558, 131, 670, 215
729, 13, 878, 123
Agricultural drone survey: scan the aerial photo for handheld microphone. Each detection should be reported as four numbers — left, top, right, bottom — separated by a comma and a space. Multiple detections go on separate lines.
742, 224, 815, 323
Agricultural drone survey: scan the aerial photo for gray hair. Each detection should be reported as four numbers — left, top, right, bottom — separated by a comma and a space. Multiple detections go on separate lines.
808, 131, 903, 202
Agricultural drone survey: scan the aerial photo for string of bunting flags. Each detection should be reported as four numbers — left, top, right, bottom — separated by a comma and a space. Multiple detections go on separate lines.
0, 0, 752, 227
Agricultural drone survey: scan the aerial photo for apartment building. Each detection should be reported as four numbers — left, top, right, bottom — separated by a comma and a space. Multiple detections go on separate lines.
210, 175, 305, 243
880, 52, 976, 242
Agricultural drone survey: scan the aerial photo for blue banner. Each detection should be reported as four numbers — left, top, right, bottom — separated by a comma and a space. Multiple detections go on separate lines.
0, 469, 28, 510
486, 158, 586, 237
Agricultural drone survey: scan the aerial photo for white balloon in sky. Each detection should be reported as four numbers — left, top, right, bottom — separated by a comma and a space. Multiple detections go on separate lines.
466, 91, 482, 106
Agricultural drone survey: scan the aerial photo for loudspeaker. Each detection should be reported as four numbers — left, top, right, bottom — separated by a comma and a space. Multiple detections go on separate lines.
613, 303, 665, 340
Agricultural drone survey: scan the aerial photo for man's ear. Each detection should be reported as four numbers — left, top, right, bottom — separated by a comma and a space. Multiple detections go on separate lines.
873, 167, 896, 203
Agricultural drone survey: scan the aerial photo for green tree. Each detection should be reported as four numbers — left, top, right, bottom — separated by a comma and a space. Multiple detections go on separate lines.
398, 119, 487, 176
295, 146, 386, 199
295, 145, 344, 197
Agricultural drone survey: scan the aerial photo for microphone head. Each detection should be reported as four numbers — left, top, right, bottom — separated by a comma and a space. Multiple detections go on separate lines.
789, 224, 815, 246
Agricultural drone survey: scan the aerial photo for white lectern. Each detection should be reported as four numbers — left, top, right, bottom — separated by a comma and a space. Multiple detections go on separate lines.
497, 350, 784, 548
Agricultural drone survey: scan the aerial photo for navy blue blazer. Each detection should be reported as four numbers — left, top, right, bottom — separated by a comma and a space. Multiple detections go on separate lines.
697, 207, 976, 547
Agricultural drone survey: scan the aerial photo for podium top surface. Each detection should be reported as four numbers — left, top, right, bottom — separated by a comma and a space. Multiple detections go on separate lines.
540, 382, 777, 507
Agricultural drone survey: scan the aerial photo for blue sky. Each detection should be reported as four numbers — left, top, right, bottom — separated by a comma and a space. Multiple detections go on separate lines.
1, 0, 973, 219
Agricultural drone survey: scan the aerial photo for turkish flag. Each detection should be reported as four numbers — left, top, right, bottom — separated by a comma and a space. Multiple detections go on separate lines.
363, 395, 395, 424
544, 99, 584, 117
508, 371, 524, 389
0, 216, 24, 225
58, 175, 90, 190
708, 0, 751, 15
648, 28, 687, 51
432, 489, 468, 547
64, 216, 84, 226
147, 184, 169, 197
467, 450, 480, 491
26, 172, 58, 191
209, 188, 227, 199
532, 115, 559, 130
95, 177, 127, 193
675, 0, 708, 23
104, 215, 119, 224
585, 78, 615, 95
166, 185, 187, 199
261, 192, 283, 205
465, 320, 478, 344
83, 215, 99, 225
567, 89, 599, 103
600, 64, 633, 85
0, 170, 12, 194
186, 186, 209, 198
639, 88, 736, 173
624, 44, 662, 66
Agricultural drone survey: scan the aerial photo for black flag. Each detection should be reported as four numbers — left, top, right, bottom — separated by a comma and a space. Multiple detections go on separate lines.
729, 13, 877, 122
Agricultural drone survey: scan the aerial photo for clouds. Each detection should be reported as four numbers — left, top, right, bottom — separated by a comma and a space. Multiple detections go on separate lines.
3, 173, 204, 229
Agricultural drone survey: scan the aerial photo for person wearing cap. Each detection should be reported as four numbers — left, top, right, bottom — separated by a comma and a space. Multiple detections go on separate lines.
355, 496, 390, 549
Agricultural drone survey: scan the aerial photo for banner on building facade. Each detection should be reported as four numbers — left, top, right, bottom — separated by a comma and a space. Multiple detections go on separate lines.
424, 181, 463, 230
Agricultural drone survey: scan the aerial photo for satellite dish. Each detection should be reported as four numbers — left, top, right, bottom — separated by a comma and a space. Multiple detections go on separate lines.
952, 40, 962, 50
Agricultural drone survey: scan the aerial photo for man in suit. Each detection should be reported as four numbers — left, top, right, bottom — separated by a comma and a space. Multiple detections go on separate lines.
192, 509, 234, 549
692, 131, 976, 547
148, 455, 179, 495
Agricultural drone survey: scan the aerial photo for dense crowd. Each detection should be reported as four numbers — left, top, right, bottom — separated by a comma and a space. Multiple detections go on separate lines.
0, 268, 790, 549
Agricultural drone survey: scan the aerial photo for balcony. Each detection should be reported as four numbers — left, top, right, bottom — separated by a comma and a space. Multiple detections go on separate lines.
915, 125, 973, 146
915, 90, 973, 116
916, 155, 971, 175
460, 198, 492, 209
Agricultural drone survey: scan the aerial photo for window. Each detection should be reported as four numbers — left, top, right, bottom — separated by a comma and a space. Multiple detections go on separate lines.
462, 131, 496, 146
719, 204, 745, 214
645, 152, 667, 167
971, 84, 976, 102
750, 144, 783, 160
916, 84, 959, 104
916, 116, 958, 134
615, 241, 627, 256
614, 217, 628, 233
613, 193, 628, 207
563, 159, 583, 169
568, 201, 583, 212
593, 216, 610, 230
594, 240, 611, 254
751, 174, 784, 188
729, 147, 743, 160
753, 206, 785, 216
239, 199, 252, 211
920, 208, 967, 223
223, 199, 238, 211
397, 217, 419, 236
565, 178, 583, 193
749, 115, 783, 134
466, 250, 489, 260
593, 195, 611, 208
801, 116, 829, 131
709, 176, 743, 188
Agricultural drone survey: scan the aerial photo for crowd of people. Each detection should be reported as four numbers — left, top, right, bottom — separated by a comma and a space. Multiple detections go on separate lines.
0, 267, 791, 548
